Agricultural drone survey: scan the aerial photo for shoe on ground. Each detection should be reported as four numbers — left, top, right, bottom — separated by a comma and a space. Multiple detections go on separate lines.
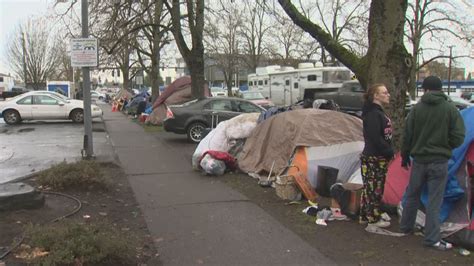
359, 217, 368, 225
428, 240, 453, 251
369, 220, 390, 228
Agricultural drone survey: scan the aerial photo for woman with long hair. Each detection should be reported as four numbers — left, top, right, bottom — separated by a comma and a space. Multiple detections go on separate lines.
359, 84, 394, 228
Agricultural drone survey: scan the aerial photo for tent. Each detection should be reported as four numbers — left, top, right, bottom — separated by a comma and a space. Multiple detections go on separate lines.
113, 88, 133, 100
125, 90, 150, 111
383, 107, 474, 249
237, 109, 364, 190
146, 76, 210, 125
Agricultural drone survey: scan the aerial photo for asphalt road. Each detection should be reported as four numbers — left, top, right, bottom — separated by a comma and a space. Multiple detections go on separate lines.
0, 118, 113, 184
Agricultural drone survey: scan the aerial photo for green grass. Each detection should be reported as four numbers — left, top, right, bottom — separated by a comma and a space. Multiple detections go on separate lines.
24, 221, 136, 265
36, 160, 111, 190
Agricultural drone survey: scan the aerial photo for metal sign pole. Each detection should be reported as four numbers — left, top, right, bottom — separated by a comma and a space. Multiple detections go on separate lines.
81, 0, 93, 158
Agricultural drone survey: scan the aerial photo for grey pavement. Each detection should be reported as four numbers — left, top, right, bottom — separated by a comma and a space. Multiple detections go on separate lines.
101, 104, 334, 265
0, 118, 113, 184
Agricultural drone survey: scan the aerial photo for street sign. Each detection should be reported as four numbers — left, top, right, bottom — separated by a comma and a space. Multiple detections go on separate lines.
70, 38, 98, 67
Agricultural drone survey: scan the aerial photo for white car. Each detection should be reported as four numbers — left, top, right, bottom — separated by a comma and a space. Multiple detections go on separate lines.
0, 92, 102, 125
210, 87, 228, 97
91, 91, 106, 101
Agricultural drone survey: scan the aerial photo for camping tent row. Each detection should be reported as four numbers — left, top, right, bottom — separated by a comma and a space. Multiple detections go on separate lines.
193, 107, 474, 250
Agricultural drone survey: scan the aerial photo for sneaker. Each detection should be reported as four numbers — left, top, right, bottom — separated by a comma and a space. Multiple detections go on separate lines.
429, 240, 453, 251
369, 220, 390, 228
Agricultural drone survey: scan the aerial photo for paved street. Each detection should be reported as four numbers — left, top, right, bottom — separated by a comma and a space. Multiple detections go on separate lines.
0, 118, 113, 184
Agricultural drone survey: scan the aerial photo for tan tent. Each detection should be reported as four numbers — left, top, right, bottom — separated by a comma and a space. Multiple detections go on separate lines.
237, 109, 363, 176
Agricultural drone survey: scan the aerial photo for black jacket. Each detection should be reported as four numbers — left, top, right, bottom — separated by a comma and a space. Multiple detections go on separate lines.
361, 102, 394, 158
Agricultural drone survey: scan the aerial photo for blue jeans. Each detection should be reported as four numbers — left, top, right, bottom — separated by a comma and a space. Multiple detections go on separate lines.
399, 160, 448, 245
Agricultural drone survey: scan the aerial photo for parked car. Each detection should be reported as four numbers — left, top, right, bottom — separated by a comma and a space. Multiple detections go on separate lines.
0, 92, 102, 125
163, 97, 265, 143
210, 87, 228, 97
0, 86, 29, 100
461, 91, 473, 101
91, 90, 106, 101
448, 95, 473, 110
240, 91, 275, 109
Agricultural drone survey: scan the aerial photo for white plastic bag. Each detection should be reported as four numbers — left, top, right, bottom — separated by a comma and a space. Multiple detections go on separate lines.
199, 154, 226, 175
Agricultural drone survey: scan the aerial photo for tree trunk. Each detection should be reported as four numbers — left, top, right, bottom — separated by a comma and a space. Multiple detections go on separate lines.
365, 0, 412, 148
186, 50, 206, 98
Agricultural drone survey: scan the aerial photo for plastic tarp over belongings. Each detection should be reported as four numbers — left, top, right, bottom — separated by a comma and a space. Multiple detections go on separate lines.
145, 76, 210, 125
238, 109, 364, 189
192, 113, 260, 169
199, 150, 237, 175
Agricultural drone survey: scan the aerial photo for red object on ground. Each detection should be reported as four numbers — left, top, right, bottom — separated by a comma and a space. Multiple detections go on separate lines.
201, 150, 237, 170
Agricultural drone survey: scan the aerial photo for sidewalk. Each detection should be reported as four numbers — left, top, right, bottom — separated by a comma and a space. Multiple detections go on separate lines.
101, 105, 333, 265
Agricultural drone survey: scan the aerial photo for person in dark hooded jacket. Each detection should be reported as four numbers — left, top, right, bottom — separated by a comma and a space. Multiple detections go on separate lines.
400, 76, 465, 251
359, 83, 394, 228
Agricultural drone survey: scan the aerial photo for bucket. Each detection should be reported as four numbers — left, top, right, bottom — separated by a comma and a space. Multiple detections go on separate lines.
275, 174, 300, 201
316, 166, 339, 197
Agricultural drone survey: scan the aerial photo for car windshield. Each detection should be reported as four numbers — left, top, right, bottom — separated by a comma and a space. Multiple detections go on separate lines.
242, 92, 264, 100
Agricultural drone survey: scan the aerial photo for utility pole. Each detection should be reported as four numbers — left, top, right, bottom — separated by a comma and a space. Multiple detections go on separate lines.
81, 0, 94, 158
447, 45, 454, 96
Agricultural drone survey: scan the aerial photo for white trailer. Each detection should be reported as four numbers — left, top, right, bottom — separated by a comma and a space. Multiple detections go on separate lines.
247, 63, 352, 106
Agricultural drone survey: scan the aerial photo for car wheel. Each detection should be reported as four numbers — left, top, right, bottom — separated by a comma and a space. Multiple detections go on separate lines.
71, 109, 84, 123
3, 110, 21, 125
187, 122, 206, 143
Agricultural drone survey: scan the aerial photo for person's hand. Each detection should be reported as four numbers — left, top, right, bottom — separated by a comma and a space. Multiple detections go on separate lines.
401, 156, 411, 170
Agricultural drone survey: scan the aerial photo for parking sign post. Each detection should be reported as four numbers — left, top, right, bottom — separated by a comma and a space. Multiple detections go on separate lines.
80, 0, 93, 158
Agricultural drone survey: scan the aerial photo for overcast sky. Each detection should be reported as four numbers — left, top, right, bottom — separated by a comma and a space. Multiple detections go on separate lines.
0, 0, 473, 77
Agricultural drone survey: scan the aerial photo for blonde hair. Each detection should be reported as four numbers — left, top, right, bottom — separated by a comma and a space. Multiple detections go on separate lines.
363, 83, 385, 103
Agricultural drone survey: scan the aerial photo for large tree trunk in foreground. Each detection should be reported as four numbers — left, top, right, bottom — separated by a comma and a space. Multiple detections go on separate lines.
365, 1, 412, 148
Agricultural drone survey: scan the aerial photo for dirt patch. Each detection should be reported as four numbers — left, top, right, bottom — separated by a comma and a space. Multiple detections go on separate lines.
0, 162, 161, 265
219, 172, 472, 265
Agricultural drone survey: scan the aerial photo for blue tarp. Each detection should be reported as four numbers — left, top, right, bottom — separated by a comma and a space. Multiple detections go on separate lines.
126, 91, 150, 109
420, 107, 474, 222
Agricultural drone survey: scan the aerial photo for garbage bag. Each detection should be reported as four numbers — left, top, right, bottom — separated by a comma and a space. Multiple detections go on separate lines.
200, 154, 226, 175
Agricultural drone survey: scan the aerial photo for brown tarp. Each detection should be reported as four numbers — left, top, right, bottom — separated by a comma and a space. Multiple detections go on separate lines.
237, 109, 363, 174
146, 76, 210, 125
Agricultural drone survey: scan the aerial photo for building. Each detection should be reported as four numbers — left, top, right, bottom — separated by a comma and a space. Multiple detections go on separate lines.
0, 73, 15, 93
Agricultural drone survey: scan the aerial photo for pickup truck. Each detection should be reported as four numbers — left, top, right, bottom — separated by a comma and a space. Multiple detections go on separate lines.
304, 80, 364, 113
0, 87, 29, 100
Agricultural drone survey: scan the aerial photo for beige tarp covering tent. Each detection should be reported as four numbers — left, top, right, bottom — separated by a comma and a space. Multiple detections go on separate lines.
237, 109, 363, 176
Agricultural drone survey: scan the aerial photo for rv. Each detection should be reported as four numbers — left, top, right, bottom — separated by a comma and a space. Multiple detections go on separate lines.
247, 63, 352, 106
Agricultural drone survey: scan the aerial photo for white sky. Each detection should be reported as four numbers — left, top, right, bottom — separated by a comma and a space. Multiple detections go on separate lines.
0, 0, 473, 77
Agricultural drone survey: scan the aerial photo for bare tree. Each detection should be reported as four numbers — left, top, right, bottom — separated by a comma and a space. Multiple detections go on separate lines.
205, 0, 243, 96
134, 0, 172, 100
239, 0, 273, 72
164, 0, 207, 98
7, 19, 61, 90
405, 0, 474, 97
278, 0, 412, 148
306, 0, 369, 64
